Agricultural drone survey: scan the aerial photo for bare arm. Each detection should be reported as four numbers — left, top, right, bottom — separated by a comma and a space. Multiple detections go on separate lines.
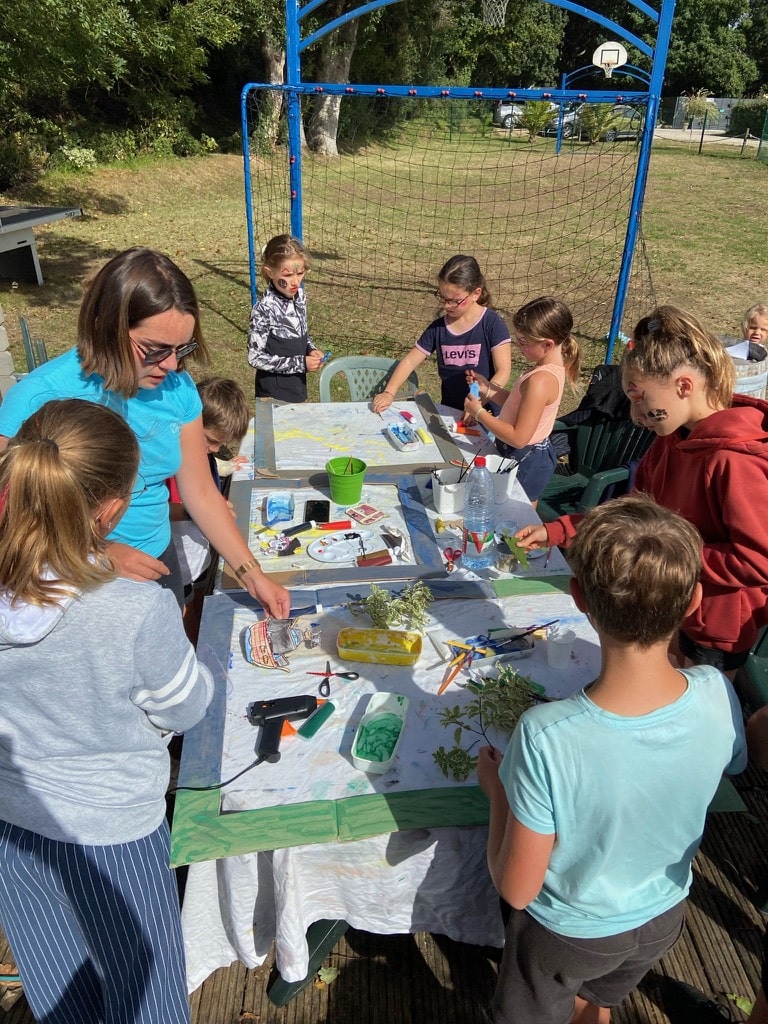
489, 342, 512, 391
465, 370, 558, 448
371, 348, 427, 413
476, 745, 555, 908
176, 418, 290, 617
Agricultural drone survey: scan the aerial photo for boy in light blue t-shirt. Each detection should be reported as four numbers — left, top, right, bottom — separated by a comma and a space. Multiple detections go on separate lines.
478, 495, 746, 1024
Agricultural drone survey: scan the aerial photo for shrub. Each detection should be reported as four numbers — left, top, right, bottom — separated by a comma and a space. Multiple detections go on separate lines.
50, 146, 97, 172
729, 98, 768, 137
0, 133, 47, 191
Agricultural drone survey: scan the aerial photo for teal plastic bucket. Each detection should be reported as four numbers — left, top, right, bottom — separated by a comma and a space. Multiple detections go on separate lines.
326, 457, 367, 504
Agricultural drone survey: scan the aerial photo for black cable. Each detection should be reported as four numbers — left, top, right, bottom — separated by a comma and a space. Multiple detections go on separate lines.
170, 754, 267, 793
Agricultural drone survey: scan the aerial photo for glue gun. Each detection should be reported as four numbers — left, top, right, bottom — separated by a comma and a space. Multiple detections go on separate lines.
247, 695, 318, 763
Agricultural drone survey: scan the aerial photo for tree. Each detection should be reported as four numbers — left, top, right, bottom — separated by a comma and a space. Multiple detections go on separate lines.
744, 0, 768, 92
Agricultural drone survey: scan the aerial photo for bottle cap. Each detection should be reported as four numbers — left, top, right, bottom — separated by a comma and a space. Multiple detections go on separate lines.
475, 456, 486, 467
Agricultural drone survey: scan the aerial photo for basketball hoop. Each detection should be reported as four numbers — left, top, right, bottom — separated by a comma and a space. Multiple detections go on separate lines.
481, 0, 510, 28
592, 41, 628, 79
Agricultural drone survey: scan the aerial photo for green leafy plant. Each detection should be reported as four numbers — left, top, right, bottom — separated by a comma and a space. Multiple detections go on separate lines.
432, 666, 539, 780
349, 580, 434, 632
517, 100, 556, 143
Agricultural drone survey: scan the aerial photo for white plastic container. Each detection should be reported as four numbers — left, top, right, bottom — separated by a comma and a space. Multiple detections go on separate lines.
351, 692, 409, 774
546, 627, 575, 669
433, 466, 467, 514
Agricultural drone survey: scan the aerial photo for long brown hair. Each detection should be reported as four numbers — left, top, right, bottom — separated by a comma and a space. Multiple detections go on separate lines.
0, 399, 139, 606
513, 295, 581, 385
623, 306, 734, 407
78, 247, 209, 398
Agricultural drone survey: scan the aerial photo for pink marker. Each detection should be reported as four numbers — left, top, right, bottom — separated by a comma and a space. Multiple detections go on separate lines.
400, 410, 414, 423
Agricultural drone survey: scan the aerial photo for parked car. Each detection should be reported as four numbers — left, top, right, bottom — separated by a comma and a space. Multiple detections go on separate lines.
544, 102, 584, 138
492, 98, 557, 129
601, 104, 643, 141
545, 103, 643, 141
492, 100, 526, 129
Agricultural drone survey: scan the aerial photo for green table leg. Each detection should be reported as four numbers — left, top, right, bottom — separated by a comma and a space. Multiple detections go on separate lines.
266, 919, 349, 1006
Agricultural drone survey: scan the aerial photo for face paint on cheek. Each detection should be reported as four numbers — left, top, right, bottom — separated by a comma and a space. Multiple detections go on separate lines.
277, 278, 288, 290
646, 408, 668, 423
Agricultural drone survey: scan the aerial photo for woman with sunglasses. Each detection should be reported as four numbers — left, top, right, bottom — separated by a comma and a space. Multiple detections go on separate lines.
371, 254, 512, 414
0, 247, 289, 617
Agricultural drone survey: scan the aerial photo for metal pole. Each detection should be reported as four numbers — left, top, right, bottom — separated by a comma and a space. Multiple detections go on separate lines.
697, 108, 708, 156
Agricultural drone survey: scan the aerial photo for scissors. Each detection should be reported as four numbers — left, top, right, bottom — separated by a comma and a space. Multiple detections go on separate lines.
443, 547, 462, 572
306, 660, 360, 697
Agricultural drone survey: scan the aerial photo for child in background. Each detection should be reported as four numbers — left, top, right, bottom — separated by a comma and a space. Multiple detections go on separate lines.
247, 234, 323, 401
371, 254, 511, 414
743, 302, 768, 346
0, 398, 213, 1024
464, 296, 580, 503
517, 305, 768, 672
168, 378, 250, 636
478, 495, 746, 1024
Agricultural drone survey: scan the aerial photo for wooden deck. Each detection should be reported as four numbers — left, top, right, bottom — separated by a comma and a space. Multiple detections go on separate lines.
2, 763, 767, 1023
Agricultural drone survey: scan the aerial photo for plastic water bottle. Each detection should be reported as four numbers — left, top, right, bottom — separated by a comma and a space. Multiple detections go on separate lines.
462, 455, 495, 570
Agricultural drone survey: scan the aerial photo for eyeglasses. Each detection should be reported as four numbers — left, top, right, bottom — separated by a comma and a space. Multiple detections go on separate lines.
131, 337, 198, 365
434, 290, 470, 309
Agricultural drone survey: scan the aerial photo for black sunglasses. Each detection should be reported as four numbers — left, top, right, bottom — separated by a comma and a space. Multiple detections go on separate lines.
131, 337, 198, 365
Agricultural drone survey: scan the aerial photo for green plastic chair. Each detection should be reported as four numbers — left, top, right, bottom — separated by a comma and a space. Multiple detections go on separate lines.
318, 356, 419, 403
537, 417, 655, 523
19, 315, 49, 371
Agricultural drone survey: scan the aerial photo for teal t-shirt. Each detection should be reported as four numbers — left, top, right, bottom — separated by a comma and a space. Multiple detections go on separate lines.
500, 665, 746, 938
0, 348, 202, 557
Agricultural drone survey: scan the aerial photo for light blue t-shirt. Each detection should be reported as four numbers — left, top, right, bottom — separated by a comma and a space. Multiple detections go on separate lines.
0, 349, 202, 557
500, 665, 746, 938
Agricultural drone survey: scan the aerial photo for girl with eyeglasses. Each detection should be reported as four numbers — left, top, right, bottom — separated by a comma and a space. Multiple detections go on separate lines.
0, 398, 212, 1023
0, 247, 289, 617
371, 254, 512, 414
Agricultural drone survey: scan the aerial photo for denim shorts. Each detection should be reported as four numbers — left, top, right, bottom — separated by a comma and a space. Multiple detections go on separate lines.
494, 438, 557, 502
488, 902, 685, 1024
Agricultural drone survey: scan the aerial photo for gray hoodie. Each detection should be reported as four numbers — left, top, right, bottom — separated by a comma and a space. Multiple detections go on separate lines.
0, 576, 213, 844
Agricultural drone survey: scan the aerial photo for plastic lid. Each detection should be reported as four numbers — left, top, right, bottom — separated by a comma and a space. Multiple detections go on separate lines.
474, 456, 486, 467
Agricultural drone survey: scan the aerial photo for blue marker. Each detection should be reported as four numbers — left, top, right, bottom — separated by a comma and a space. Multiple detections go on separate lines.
469, 381, 480, 399
321, 350, 332, 364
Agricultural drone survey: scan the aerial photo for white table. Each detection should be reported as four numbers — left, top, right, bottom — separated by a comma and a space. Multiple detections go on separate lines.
180, 405, 589, 991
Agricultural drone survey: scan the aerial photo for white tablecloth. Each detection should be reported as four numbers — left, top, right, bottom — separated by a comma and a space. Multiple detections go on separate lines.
182, 825, 503, 989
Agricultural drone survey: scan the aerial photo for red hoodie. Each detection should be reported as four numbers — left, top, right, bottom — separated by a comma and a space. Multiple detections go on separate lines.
546, 395, 768, 654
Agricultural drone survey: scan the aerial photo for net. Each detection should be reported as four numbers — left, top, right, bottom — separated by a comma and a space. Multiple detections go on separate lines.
243, 90, 655, 365
481, 0, 509, 28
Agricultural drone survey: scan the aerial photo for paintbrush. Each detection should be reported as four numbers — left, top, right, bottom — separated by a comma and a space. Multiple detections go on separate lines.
492, 619, 561, 650
437, 649, 473, 695
457, 451, 479, 484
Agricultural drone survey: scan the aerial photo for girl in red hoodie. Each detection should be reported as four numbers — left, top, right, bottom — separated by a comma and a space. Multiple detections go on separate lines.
518, 305, 768, 673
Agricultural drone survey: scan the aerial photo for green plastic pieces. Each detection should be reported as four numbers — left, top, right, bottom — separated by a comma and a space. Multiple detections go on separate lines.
355, 713, 402, 762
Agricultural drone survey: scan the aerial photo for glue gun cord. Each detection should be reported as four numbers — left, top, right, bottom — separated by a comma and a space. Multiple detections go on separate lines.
170, 755, 267, 793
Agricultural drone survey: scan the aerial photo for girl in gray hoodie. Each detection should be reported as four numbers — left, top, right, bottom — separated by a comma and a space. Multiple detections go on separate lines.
0, 398, 213, 1024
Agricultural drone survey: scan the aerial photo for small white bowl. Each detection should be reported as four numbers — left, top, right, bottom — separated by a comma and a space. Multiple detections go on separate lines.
351, 692, 409, 774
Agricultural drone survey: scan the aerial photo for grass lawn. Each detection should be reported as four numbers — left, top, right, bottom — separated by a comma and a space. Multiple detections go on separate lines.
1, 136, 766, 412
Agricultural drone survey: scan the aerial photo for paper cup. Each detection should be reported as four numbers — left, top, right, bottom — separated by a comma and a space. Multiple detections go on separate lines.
546, 629, 575, 669
433, 466, 467, 514
326, 457, 366, 504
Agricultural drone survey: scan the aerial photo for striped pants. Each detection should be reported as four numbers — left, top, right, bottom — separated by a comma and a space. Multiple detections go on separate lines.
0, 819, 190, 1024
